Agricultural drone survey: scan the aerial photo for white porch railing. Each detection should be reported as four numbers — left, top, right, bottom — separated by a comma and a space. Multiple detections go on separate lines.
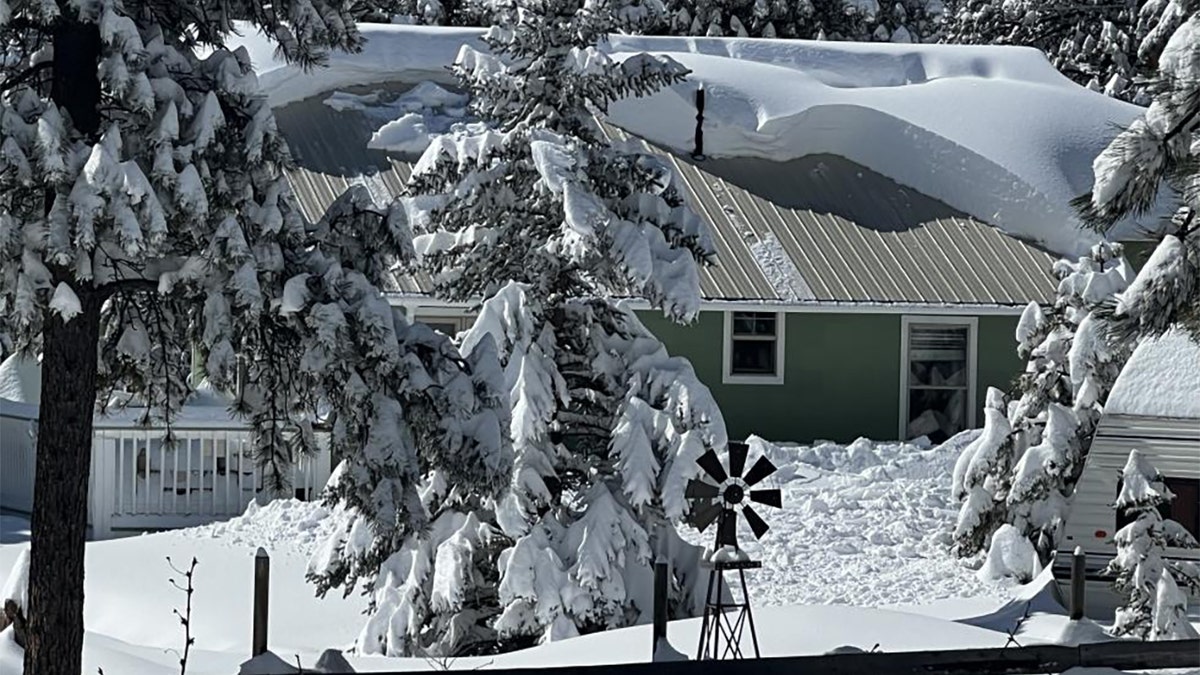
1, 399, 332, 540
89, 420, 332, 539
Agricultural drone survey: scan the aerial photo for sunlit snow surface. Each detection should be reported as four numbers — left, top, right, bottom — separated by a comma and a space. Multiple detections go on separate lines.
0, 433, 1038, 674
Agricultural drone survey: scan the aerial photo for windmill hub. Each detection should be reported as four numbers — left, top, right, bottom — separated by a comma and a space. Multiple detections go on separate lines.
723, 484, 744, 505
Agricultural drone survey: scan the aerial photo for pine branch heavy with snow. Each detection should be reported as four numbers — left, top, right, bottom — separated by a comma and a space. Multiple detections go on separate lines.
0, 3, 511, 672
1074, 7, 1200, 343
1105, 450, 1199, 640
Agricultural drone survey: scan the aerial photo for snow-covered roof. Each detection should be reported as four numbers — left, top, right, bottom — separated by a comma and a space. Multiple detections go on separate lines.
275, 94, 1057, 306
230, 24, 1149, 256
1105, 329, 1200, 419
0, 354, 40, 405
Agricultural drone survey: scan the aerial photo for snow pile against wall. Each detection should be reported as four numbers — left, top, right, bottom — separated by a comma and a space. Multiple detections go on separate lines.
230, 24, 1146, 256
1105, 329, 1200, 419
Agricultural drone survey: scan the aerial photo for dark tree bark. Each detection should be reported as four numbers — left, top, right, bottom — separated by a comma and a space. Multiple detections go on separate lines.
22, 294, 102, 675
22, 20, 103, 675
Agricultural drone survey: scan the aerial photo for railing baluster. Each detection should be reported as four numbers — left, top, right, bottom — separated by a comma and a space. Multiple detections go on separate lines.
157, 429, 165, 514
237, 432, 245, 510
129, 435, 137, 513
186, 433, 193, 514
171, 433, 180, 514
112, 432, 122, 515
210, 432, 217, 516
223, 431, 231, 514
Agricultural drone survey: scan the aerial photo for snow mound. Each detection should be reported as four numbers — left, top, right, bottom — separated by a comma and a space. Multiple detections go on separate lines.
181, 498, 337, 556
686, 432, 1013, 609
1105, 328, 1200, 419
0, 353, 41, 404
978, 524, 1042, 583
229, 24, 1147, 255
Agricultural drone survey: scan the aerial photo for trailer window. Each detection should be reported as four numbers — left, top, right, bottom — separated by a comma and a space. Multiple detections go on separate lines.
1115, 477, 1200, 541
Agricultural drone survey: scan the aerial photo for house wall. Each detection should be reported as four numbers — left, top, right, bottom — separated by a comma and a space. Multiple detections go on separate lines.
637, 310, 1024, 444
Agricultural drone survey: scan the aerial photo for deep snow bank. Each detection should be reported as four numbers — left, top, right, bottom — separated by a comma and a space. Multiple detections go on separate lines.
229, 24, 1146, 256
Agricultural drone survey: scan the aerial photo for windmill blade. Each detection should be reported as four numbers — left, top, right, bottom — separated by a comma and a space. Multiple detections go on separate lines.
742, 455, 778, 487
690, 501, 721, 532
728, 442, 748, 479
696, 449, 728, 484
743, 505, 771, 540
685, 478, 720, 500
717, 511, 738, 548
749, 488, 782, 508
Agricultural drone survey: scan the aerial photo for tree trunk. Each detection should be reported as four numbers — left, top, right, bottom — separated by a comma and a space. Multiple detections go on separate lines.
22, 293, 102, 675
22, 20, 103, 675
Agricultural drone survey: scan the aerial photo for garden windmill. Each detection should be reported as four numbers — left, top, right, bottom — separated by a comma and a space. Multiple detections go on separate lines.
685, 441, 782, 660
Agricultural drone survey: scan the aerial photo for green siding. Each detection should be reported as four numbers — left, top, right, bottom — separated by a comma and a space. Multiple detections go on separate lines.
638, 310, 1024, 445
975, 315, 1025, 409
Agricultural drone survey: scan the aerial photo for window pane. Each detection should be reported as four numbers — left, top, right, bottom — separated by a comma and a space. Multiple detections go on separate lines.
733, 312, 775, 337
906, 388, 966, 444
909, 326, 967, 387
425, 321, 459, 336
731, 339, 776, 375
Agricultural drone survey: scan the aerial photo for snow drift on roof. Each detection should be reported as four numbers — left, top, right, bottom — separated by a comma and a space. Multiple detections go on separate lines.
1105, 329, 1200, 419
229, 24, 1148, 256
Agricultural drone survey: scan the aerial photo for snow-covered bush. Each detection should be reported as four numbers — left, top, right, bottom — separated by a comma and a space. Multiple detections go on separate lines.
977, 523, 1041, 583
951, 387, 1014, 557
1105, 450, 1199, 640
955, 243, 1133, 564
308, 0, 727, 656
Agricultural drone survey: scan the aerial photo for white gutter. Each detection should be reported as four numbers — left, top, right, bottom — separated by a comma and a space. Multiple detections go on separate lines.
385, 293, 1032, 316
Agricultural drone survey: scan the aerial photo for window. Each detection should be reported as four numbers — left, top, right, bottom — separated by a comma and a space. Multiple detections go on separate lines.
413, 314, 473, 338
723, 311, 785, 384
900, 316, 976, 443
1116, 477, 1200, 542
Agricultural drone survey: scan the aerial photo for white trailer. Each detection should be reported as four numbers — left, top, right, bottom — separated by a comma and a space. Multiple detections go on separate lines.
1055, 329, 1200, 617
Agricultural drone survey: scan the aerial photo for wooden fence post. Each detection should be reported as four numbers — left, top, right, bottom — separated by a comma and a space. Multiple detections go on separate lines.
652, 557, 668, 657
1069, 546, 1086, 620
253, 547, 269, 656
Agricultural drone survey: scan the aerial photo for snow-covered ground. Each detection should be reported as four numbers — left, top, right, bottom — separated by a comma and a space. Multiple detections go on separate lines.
229, 24, 1152, 255
0, 434, 1044, 674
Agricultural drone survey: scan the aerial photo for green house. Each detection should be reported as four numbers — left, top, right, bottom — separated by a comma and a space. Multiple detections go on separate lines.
276, 85, 1057, 446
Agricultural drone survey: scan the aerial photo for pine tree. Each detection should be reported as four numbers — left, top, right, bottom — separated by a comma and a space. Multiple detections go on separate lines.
987, 243, 1132, 564
942, 0, 1184, 103
951, 387, 1015, 557
1105, 450, 1199, 640
1073, 7, 1200, 344
366, 0, 729, 651
0, 3, 510, 672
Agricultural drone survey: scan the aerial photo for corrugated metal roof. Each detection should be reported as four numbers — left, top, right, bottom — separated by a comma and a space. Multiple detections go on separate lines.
273, 85, 1057, 306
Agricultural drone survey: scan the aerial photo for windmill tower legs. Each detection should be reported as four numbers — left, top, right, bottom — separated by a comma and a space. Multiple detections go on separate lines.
696, 560, 761, 660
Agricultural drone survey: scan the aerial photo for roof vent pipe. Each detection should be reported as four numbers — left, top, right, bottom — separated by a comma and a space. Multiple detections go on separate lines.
692, 84, 706, 161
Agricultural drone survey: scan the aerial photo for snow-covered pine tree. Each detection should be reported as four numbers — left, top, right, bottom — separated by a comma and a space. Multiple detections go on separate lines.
658, 0, 942, 41
0, 3, 511, 672
1073, 6, 1200, 344
951, 387, 1015, 557
368, 0, 728, 652
1003, 243, 1133, 562
942, 0, 1185, 103
1105, 450, 1199, 640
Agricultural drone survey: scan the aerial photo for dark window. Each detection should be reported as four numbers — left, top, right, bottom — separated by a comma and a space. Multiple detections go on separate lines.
1115, 476, 1200, 541
729, 312, 778, 377
905, 324, 970, 443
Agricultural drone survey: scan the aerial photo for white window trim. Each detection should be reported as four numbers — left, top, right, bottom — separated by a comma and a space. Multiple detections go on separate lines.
412, 308, 474, 337
898, 315, 978, 440
722, 311, 786, 385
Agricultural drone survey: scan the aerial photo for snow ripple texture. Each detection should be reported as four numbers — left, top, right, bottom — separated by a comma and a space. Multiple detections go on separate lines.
179, 432, 1011, 608
681, 431, 1013, 608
